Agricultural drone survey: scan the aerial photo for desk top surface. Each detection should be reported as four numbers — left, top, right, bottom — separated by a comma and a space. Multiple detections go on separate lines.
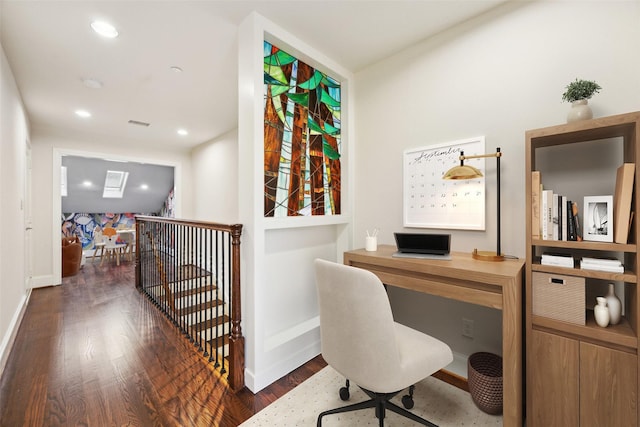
344, 245, 524, 283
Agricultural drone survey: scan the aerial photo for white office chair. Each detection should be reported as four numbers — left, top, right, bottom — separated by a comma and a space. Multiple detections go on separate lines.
314, 259, 453, 427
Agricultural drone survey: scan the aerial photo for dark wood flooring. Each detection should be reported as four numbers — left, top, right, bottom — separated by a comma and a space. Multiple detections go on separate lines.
0, 259, 326, 426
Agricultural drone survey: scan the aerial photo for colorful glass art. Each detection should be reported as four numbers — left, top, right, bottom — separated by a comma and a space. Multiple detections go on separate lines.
263, 41, 341, 217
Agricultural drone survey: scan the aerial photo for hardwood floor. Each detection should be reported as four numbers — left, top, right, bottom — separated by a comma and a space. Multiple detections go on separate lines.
0, 259, 326, 426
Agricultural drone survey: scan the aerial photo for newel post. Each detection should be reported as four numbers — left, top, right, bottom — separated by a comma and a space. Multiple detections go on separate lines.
228, 224, 245, 391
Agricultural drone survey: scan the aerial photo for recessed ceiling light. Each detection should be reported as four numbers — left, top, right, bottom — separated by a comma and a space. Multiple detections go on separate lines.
177, 129, 188, 136
140, 184, 149, 190
82, 180, 92, 187
75, 109, 92, 118
91, 20, 118, 38
83, 78, 103, 89
170, 66, 183, 73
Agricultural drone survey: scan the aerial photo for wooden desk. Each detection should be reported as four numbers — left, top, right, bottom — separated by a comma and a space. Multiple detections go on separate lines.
344, 245, 525, 427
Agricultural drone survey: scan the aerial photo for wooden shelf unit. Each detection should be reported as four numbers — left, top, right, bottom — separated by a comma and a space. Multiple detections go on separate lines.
526, 111, 640, 427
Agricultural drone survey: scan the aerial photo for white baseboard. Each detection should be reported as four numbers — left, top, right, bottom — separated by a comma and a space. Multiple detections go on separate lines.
245, 340, 321, 393
446, 351, 470, 379
0, 289, 31, 375
30, 274, 57, 288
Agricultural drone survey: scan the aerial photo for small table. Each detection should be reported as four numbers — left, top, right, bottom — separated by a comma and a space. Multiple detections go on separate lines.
343, 245, 525, 427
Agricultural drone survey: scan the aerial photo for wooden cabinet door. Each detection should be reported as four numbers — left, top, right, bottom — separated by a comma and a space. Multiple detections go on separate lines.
529, 329, 580, 426
580, 342, 637, 427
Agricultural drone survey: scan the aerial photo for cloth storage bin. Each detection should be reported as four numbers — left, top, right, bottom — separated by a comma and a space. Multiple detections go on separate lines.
532, 271, 585, 325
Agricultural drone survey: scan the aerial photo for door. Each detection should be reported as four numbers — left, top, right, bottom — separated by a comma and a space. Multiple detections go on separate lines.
580, 342, 637, 427
24, 140, 32, 289
529, 329, 580, 426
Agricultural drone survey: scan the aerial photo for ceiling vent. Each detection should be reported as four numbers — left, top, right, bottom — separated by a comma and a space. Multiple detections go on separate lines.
128, 119, 150, 127
103, 170, 129, 198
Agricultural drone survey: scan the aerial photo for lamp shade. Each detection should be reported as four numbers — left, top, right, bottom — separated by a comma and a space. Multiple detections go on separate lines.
442, 164, 484, 180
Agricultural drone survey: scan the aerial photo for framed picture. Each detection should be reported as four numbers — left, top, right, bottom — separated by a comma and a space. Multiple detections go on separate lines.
403, 137, 486, 230
583, 195, 613, 242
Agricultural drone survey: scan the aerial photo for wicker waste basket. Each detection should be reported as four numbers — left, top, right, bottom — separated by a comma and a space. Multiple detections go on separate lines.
467, 352, 503, 415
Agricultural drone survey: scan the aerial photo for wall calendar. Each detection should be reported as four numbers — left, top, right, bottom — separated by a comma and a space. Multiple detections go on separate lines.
403, 137, 486, 230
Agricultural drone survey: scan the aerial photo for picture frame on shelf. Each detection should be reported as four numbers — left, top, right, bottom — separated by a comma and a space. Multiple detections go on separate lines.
583, 195, 613, 242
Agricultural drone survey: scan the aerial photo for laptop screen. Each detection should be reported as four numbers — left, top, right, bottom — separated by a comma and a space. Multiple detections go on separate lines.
394, 233, 450, 255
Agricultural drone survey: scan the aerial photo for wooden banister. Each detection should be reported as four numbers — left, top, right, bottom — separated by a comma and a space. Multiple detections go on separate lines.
134, 216, 244, 391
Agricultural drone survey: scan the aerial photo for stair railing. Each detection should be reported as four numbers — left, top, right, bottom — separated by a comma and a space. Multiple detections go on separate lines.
134, 215, 244, 392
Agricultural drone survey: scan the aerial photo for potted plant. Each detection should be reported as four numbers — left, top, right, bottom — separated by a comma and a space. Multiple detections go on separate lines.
562, 78, 602, 123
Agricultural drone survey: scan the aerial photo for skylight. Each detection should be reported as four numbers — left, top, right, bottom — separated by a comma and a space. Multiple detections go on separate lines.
102, 170, 129, 198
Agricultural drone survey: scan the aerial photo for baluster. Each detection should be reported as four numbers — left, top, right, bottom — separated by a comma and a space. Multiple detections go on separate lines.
134, 216, 244, 390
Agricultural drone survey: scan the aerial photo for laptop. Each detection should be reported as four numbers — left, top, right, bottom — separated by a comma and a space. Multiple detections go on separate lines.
392, 232, 452, 260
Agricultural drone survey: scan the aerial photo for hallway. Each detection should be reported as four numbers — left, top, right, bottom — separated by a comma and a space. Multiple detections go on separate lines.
0, 261, 325, 426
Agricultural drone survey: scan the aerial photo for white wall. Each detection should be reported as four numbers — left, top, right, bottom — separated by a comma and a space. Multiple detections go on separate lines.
353, 0, 640, 374
191, 128, 239, 223
29, 125, 193, 287
0, 44, 30, 372
238, 13, 353, 392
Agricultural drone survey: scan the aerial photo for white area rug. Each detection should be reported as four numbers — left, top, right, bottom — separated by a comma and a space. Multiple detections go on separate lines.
240, 366, 502, 426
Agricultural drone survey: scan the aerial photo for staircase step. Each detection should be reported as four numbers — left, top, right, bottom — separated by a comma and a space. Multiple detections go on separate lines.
191, 314, 230, 333
177, 299, 224, 317
174, 284, 217, 299
144, 281, 222, 300
193, 317, 231, 344
208, 334, 229, 351
182, 305, 229, 326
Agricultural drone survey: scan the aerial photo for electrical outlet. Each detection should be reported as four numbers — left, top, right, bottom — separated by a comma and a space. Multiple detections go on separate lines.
462, 318, 474, 338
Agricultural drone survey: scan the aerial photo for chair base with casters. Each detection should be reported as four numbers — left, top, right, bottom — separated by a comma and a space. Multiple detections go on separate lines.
317, 380, 437, 427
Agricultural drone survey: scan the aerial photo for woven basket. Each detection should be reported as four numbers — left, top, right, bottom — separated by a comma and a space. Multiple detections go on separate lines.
467, 352, 503, 415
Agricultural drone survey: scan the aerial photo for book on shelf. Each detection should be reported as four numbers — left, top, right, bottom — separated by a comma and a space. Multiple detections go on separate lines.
614, 163, 635, 244
542, 190, 553, 240
567, 199, 577, 241
541, 252, 575, 268
561, 195, 568, 240
541, 189, 548, 240
581, 256, 623, 266
532, 171, 541, 239
580, 256, 624, 273
552, 193, 560, 240
572, 201, 582, 241
580, 261, 624, 273
538, 187, 579, 241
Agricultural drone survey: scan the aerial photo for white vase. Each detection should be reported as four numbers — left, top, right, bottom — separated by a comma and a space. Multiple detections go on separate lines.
567, 99, 593, 123
606, 283, 622, 325
594, 296, 610, 327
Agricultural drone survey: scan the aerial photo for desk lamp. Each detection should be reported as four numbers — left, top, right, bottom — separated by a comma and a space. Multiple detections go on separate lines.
443, 147, 504, 262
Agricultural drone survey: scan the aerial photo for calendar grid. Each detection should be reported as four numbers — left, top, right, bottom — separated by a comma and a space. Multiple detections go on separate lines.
403, 137, 486, 230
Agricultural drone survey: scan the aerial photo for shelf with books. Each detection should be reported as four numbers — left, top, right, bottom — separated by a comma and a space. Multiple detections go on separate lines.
525, 111, 640, 425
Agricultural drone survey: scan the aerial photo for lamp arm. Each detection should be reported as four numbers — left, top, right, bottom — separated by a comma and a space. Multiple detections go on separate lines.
458, 151, 502, 161
459, 147, 502, 258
